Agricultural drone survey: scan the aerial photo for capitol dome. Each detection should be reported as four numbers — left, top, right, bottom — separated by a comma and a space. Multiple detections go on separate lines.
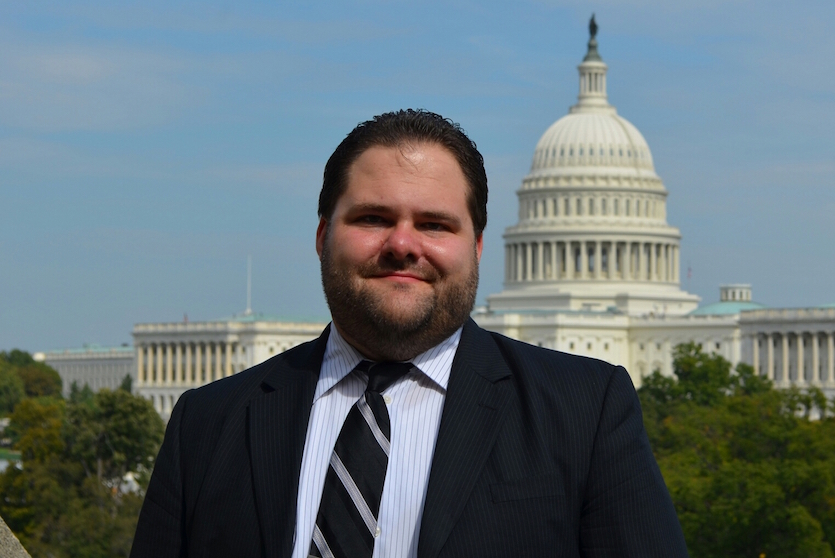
530, 113, 655, 175
486, 18, 700, 317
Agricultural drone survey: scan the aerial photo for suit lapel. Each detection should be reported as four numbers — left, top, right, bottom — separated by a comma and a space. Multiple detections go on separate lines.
418, 320, 512, 558
248, 327, 329, 558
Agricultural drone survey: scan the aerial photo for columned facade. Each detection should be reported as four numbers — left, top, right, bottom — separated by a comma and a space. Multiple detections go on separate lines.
742, 309, 835, 394
133, 317, 327, 419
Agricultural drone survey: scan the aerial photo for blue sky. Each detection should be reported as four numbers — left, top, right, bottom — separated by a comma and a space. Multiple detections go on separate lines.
2, 0, 833, 352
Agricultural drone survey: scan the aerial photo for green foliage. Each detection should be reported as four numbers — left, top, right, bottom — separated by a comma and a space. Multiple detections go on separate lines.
0, 388, 165, 556
68, 381, 94, 405
0, 350, 63, 399
119, 373, 133, 393
640, 342, 835, 558
0, 360, 25, 415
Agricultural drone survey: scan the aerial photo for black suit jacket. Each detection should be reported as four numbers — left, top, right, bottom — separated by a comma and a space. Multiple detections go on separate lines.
131, 319, 688, 557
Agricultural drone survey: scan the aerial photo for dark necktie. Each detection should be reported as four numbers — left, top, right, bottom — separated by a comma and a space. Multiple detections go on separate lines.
309, 361, 413, 558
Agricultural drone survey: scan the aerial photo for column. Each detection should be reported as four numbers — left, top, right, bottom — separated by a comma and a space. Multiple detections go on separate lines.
566, 242, 574, 280
185, 343, 192, 384
165, 343, 173, 385
525, 243, 532, 281
638, 243, 646, 281
766, 333, 774, 380
827, 333, 835, 386
579, 241, 588, 279
607, 242, 615, 280
515, 244, 522, 281
225, 342, 233, 377
594, 241, 601, 279
752, 334, 759, 376
811, 333, 820, 384
781, 334, 789, 385
537, 242, 544, 281
650, 243, 657, 281
551, 241, 558, 280
505, 245, 511, 281
214, 342, 222, 382
624, 243, 632, 280
136, 345, 144, 386
175, 344, 182, 384
796, 333, 805, 386
195, 343, 202, 384
154, 344, 162, 385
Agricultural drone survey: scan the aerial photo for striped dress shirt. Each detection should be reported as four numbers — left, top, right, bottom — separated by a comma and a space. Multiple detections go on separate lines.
291, 325, 461, 558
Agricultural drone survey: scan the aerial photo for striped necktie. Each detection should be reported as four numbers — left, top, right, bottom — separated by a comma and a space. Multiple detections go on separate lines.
310, 361, 413, 558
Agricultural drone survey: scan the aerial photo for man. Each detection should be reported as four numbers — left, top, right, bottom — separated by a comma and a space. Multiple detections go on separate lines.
131, 110, 689, 557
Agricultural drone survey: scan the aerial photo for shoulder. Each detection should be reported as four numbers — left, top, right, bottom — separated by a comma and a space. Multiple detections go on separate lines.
465, 319, 629, 392
173, 331, 327, 427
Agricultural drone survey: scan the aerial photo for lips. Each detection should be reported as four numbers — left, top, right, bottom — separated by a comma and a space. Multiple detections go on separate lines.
375, 271, 425, 281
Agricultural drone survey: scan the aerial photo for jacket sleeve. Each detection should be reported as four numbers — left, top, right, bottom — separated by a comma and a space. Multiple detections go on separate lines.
579, 366, 689, 557
130, 391, 190, 558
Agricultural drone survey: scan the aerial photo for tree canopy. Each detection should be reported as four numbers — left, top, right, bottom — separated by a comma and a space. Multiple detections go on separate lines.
0, 350, 62, 401
0, 388, 164, 557
640, 342, 835, 558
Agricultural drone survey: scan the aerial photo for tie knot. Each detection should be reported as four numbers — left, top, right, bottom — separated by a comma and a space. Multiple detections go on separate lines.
357, 361, 413, 393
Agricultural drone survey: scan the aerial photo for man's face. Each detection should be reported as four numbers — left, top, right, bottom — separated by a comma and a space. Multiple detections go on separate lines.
316, 142, 483, 362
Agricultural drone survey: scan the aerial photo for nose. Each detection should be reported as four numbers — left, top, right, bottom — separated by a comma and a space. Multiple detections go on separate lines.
381, 221, 421, 262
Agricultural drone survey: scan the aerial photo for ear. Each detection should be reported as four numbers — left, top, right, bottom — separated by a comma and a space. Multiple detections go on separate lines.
315, 217, 328, 259
475, 233, 484, 263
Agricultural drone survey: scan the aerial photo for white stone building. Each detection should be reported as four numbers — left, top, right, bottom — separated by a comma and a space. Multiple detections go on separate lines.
132, 313, 327, 417
472, 30, 835, 397
34, 345, 135, 398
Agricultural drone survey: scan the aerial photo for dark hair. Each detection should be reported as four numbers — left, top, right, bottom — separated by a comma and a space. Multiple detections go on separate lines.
319, 109, 488, 236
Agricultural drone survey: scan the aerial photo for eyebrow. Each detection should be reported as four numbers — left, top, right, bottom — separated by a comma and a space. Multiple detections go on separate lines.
349, 204, 463, 228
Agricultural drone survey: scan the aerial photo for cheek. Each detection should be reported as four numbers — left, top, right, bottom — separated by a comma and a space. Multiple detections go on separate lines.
424, 240, 476, 273
334, 230, 386, 262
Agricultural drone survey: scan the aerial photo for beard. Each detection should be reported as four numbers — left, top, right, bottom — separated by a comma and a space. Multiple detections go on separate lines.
320, 242, 479, 362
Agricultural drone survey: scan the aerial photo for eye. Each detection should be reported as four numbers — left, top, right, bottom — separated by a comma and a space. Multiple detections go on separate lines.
357, 214, 386, 225
421, 222, 448, 232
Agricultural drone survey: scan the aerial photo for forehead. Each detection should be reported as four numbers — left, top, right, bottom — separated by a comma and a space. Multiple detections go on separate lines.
341, 143, 470, 207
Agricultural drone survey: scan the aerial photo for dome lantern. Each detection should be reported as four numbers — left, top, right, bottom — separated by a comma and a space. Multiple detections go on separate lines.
572, 14, 613, 115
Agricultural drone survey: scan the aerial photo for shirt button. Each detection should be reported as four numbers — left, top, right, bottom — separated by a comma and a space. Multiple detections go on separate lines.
383, 395, 392, 404
375, 526, 381, 537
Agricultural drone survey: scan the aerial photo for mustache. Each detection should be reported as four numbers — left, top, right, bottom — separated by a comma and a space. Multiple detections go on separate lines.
357, 257, 440, 282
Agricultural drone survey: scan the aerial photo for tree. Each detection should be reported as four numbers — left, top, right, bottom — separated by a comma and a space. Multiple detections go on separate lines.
118, 374, 132, 394
0, 388, 165, 556
0, 350, 62, 398
640, 343, 835, 557
0, 360, 25, 415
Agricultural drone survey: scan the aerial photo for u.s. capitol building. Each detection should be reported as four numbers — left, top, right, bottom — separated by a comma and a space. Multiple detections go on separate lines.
472, 27, 835, 393
39, 25, 835, 418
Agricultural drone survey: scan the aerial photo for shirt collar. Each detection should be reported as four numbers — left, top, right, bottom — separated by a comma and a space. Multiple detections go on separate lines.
316, 324, 463, 401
